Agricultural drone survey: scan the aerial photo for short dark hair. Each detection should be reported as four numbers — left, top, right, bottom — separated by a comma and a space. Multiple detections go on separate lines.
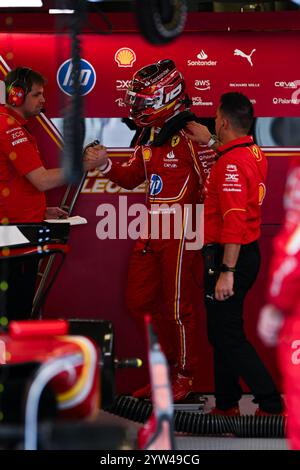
219, 92, 253, 134
5, 67, 47, 94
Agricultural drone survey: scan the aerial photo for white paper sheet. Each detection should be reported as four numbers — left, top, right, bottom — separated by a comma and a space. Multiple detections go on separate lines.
44, 215, 87, 226
0, 226, 30, 247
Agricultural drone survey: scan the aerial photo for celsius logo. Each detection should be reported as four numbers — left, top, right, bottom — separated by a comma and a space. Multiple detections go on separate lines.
57, 59, 96, 96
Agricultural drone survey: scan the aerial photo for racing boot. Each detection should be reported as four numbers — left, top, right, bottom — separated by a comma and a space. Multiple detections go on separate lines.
171, 373, 194, 402
255, 407, 286, 416
132, 383, 152, 399
208, 406, 240, 416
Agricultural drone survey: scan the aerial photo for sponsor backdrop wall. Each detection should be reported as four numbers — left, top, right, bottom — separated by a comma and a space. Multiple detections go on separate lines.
1, 25, 299, 392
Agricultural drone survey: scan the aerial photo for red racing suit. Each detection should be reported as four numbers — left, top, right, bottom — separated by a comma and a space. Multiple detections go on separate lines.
267, 157, 300, 449
102, 128, 216, 378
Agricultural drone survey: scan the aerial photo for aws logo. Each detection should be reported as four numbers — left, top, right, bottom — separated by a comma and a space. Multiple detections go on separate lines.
57, 59, 96, 96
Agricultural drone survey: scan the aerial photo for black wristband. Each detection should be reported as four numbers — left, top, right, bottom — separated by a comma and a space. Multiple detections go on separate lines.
220, 263, 236, 273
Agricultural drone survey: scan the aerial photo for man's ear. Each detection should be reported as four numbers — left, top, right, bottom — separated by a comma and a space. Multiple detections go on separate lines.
222, 118, 229, 129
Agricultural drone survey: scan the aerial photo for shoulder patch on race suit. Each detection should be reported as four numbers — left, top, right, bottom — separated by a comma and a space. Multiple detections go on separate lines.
171, 135, 180, 147
163, 150, 179, 169
6, 127, 28, 146
226, 164, 238, 172
258, 182, 266, 205
166, 150, 176, 160
142, 146, 152, 162
250, 145, 263, 162
149, 174, 163, 196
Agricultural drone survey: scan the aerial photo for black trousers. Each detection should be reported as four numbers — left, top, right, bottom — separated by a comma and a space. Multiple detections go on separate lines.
0, 257, 39, 321
203, 241, 282, 413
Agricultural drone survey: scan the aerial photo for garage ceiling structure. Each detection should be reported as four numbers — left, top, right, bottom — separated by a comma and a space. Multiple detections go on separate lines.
0, 1, 299, 13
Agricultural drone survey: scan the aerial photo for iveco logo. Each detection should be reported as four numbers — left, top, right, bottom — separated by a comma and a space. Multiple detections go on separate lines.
194, 79, 211, 91
57, 58, 96, 96
116, 79, 131, 91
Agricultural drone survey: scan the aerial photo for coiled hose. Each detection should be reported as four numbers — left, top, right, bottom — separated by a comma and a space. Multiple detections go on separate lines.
107, 395, 286, 438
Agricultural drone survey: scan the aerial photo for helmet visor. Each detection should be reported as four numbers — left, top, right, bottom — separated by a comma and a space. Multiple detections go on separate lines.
124, 90, 160, 111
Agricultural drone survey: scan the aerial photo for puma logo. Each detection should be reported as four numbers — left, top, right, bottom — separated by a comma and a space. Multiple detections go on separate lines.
234, 48, 256, 67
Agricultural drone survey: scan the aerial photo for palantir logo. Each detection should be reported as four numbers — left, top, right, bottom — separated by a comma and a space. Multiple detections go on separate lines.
57, 58, 96, 96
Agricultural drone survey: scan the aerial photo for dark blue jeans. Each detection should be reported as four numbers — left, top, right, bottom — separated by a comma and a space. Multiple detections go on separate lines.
203, 241, 282, 413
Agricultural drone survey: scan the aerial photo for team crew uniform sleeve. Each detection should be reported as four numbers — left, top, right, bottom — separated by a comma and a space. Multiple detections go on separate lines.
0, 126, 43, 176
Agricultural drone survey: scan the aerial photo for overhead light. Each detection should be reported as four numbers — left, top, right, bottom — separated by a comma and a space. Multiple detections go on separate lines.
0, 0, 43, 6
49, 9, 74, 14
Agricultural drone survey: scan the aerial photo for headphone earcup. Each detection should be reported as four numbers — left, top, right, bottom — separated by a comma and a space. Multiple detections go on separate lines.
7, 84, 26, 107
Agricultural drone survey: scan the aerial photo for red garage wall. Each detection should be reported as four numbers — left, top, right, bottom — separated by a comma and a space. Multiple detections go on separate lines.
1, 11, 299, 393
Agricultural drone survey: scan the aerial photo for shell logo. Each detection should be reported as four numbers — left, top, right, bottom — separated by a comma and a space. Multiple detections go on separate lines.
258, 182, 266, 205
142, 147, 152, 162
115, 48, 136, 68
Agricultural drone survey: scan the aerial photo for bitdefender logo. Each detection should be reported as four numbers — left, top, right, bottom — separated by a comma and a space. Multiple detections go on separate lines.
57, 58, 96, 96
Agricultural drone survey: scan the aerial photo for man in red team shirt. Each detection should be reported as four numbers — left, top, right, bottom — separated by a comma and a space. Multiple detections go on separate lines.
85, 59, 216, 401
186, 92, 283, 415
258, 158, 300, 448
0, 66, 106, 320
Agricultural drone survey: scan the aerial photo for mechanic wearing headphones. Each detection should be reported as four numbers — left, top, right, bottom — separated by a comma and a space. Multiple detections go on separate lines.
0, 66, 106, 320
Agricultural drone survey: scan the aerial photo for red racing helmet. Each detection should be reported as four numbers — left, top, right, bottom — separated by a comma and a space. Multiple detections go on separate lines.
124, 59, 186, 128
